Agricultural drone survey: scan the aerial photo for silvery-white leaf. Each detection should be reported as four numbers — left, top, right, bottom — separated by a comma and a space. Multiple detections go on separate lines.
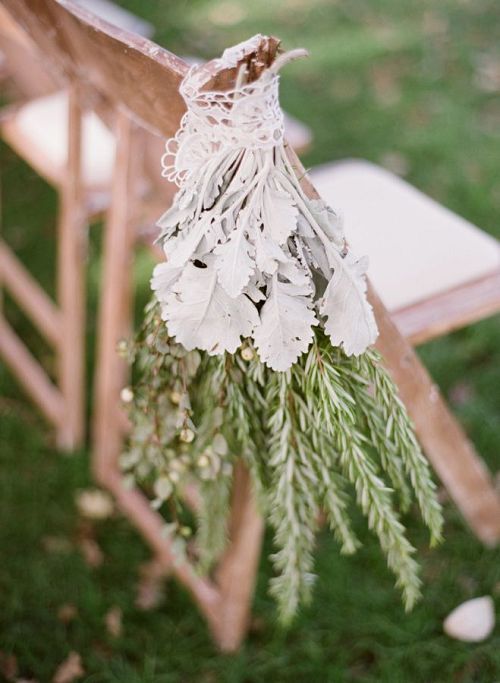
252, 228, 287, 275
156, 193, 197, 242
162, 220, 206, 267
214, 220, 255, 296
201, 155, 227, 209
261, 185, 298, 245
205, 149, 243, 206
161, 256, 259, 355
156, 203, 189, 232
253, 275, 317, 371
244, 280, 266, 302
278, 257, 312, 293
320, 251, 378, 356
151, 261, 183, 302
296, 213, 316, 239
228, 151, 258, 192
197, 215, 227, 253
175, 132, 212, 177
302, 235, 331, 277
309, 198, 345, 248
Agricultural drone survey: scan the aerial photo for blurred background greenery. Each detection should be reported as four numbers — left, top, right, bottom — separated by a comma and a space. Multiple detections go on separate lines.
1, 0, 500, 680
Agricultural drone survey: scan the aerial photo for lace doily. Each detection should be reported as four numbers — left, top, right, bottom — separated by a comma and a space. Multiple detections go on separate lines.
162, 68, 284, 187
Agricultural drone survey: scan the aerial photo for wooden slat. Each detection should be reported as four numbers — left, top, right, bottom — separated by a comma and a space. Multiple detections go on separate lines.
213, 462, 264, 652
0, 4, 58, 98
0, 315, 64, 425
99, 469, 221, 628
54, 82, 87, 450
371, 286, 500, 546
3, 0, 188, 140
393, 270, 500, 346
0, 239, 62, 346
92, 111, 141, 478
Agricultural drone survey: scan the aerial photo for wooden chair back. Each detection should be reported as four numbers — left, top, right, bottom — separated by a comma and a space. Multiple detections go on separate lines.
1, 0, 283, 651
0, 4, 57, 97
2, 0, 187, 137
4, 0, 278, 138
3, 0, 281, 210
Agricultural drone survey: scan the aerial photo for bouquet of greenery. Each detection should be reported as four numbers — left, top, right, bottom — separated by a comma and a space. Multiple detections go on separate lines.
121, 35, 443, 622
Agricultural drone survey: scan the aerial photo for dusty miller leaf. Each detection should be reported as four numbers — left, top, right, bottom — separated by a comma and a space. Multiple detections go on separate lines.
253, 275, 317, 371
162, 220, 206, 268
262, 185, 298, 245
320, 252, 378, 356
214, 213, 255, 296
308, 198, 345, 248
252, 227, 287, 275
151, 261, 183, 302
161, 256, 259, 355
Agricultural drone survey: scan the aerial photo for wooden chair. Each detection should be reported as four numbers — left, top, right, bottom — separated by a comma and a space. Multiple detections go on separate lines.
5, 0, 500, 652
0, 4, 122, 449
0, 2, 159, 450
0, 3, 311, 452
0, 4, 58, 99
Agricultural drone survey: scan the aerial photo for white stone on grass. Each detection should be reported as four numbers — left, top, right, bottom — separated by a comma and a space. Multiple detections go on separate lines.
443, 596, 495, 642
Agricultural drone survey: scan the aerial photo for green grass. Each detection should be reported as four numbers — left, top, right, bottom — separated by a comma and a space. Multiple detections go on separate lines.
1, 0, 500, 680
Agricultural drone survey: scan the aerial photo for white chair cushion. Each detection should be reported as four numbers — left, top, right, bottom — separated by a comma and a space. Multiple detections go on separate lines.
310, 159, 500, 311
13, 90, 116, 188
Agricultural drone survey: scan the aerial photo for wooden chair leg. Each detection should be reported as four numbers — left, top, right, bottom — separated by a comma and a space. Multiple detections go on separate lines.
56, 85, 86, 450
92, 110, 141, 480
91, 112, 224, 641
371, 287, 500, 546
100, 468, 221, 628
211, 462, 264, 652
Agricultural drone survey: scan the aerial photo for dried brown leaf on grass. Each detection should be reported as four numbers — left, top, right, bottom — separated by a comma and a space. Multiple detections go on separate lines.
449, 381, 475, 407
52, 652, 84, 683
41, 536, 73, 555
78, 538, 104, 568
0, 651, 18, 681
135, 559, 168, 610
57, 604, 78, 624
104, 606, 123, 638
76, 521, 104, 568
474, 53, 500, 93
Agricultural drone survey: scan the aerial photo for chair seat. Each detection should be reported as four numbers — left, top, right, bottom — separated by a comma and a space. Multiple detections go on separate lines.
1, 89, 116, 189
310, 159, 500, 312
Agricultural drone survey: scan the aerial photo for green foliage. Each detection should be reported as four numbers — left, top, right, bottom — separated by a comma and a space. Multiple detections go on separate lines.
121, 301, 234, 568
124, 305, 443, 621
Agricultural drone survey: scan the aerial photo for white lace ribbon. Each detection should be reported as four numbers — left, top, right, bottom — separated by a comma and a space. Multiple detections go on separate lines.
162, 67, 284, 186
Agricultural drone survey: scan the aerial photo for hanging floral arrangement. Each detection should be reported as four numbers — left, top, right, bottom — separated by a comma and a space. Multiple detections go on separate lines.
121, 35, 443, 622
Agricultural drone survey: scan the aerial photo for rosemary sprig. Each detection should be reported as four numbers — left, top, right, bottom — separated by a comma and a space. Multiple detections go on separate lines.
122, 303, 444, 620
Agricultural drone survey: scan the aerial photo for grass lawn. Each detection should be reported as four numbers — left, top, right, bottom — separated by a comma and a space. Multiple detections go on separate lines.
1, 0, 500, 680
